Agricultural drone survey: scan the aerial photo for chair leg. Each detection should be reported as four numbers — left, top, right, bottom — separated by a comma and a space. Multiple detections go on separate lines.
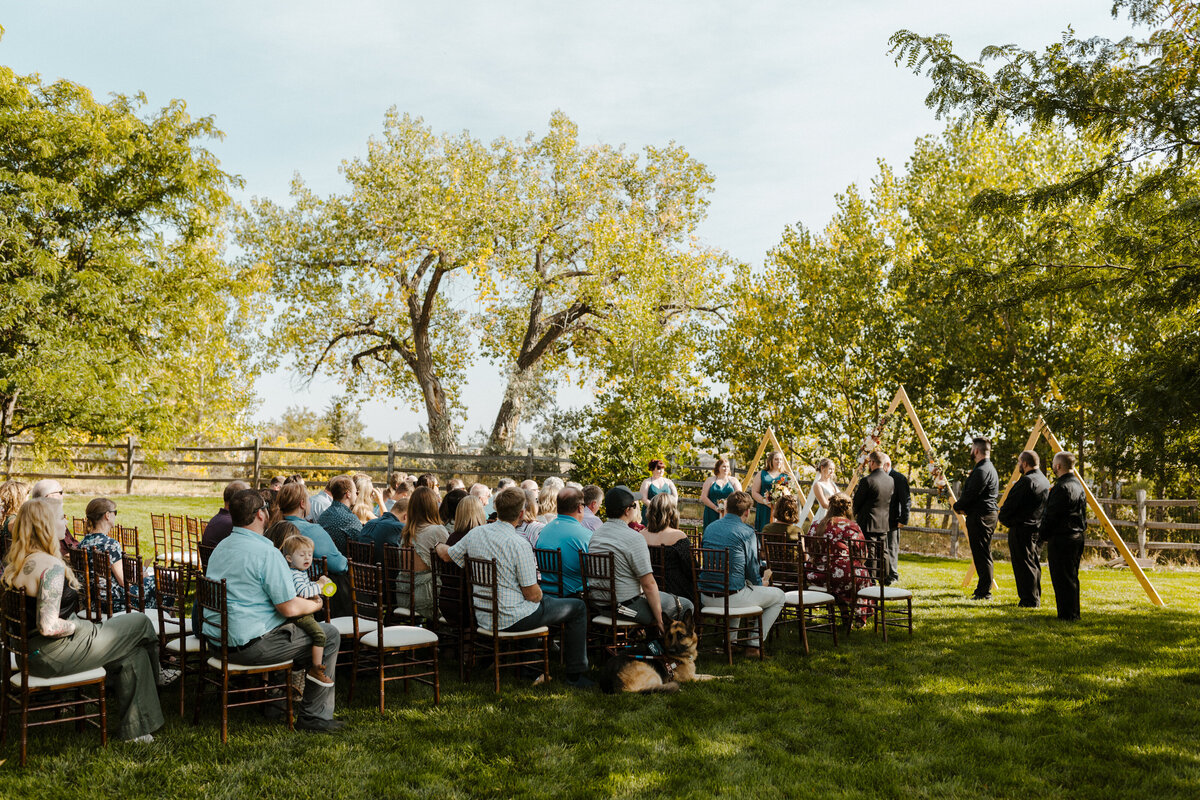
220, 672, 229, 744
98, 679, 107, 747
346, 636, 357, 704
284, 669, 294, 731
20, 696, 29, 766
542, 635, 549, 680
378, 656, 386, 714
432, 646, 441, 705
881, 600, 888, 643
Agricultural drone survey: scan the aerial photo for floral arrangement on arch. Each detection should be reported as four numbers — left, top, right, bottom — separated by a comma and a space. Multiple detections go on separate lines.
925, 447, 950, 499
855, 412, 894, 471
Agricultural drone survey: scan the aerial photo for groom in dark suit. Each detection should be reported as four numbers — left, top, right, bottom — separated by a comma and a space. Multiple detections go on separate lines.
853, 451, 894, 567
997, 449, 1050, 607
953, 437, 1000, 600
881, 455, 910, 585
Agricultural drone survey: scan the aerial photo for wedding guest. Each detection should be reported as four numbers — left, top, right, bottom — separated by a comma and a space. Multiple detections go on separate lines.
202, 480, 250, 553
317, 475, 361, 554
447, 478, 466, 492
351, 473, 384, 524
807, 492, 871, 629
30, 479, 77, 557
439, 488, 468, 527
641, 494, 695, 605
535, 487, 592, 596
998, 449, 1049, 608
514, 489, 545, 547
580, 485, 604, 532
269, 475, 285, 491
700, 457, 741, 531
519, 479, 538, 493
749, 451, 787, 532
536, 485, 559, 524
2, 498, 168, 742
307, 478, 335, 523
761, 494, 802, 541
358, 497, 408, 564
881, 455, 910, 585
78, 498, 158, 610
638, 460, 678, 525
1, 479, 30, 544
401, 487, 449, 619
1039, 452, 1088, 621
953, 437, 1000, 600
447, 495, 486, 546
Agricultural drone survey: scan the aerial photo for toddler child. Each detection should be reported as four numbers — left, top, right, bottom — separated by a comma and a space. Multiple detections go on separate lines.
280, 534, 335, 687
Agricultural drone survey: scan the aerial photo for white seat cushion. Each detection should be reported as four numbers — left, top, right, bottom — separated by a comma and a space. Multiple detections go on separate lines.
209, 657, 293, 672
359, 625, 439, 648
165, 634, 204, 653
783, 590, 836, 606
591, 615, 641, 628
700, 605, 764, 617
329, 616, 380, 637
8, 659, 106, 688
856, 586, 913, 600
147, 614, 189, 636
808, 585, 828, 593
475, 626, 549, 638
391, 606, 413, 618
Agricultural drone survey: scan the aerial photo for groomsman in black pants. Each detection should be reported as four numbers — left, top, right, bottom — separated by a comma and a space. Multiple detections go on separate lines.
853, 451, 894, 571
953, 437, 1000, 600
881, 455, 910, 585
997, 449, 1050, 607
1038, 451, 1088, 620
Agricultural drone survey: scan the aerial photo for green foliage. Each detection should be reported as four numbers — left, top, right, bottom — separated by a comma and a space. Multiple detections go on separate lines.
0, 53, 254, 453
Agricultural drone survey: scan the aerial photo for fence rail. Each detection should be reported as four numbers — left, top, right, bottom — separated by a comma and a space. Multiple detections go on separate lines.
2, 437, 572, 492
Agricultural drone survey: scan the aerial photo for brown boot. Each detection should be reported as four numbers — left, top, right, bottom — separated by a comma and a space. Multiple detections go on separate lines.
305, 664, 335, 687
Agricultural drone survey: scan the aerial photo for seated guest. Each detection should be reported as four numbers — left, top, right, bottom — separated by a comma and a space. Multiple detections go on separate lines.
30, 479, 77, 557
447, 478, 466, 492
283, 474, 306, 488
519, 479, 538, 493
761, 494, 802, 541
357, 497, 408, 564
317, 475, 361, 554
259, 488, 279, 520
439, 488, 468, 527
269, 475, 285, 491
701, 491, 786, 657
1, 479, 31, 552
2, 498, 169, 742
204, 489, 344, 732
468, 483, 491, 514
447, 495, 486, 546
534, 486, 592, 596
415, 473, 439, 497
351, 473, 384, 524
78, 498, 157, 610
279, 534, 335, 686
641, 493, 695, 605
536, 485, 559, 525
806, 492, 871, 629
203, 480, 250, 553
580, 485, 604, 532
307, 479, 335, 523
273, 483, 350, 614
590, 486, 693, 634
402, 487, 449, 619
267, 520, 300, 549
514, 489, 545, 547
435, 487, 594, 688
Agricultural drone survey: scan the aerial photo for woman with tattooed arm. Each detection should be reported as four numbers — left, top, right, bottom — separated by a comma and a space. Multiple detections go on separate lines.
1, 498, 168, 743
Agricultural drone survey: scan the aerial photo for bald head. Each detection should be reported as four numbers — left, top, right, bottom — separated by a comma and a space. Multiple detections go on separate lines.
223, 480, 250, 508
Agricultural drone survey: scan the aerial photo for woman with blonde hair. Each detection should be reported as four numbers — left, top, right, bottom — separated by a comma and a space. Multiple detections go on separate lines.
1, 498, 168, 742
514, 489, 545, 546
78, 497, 158, 610
351, 472, 385, 524
536, 485, 559, 524
1, 479, 30, 555
447, 494, 486, 546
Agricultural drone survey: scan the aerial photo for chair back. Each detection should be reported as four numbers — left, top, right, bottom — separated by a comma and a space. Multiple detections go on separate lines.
185, 516, 202, 562
155, 564, 192, 643
431, 552, 470, 629
347, 539, 376, 565
383, 544, 417, 616
646, 545, 667, 590
855, 536, 886, 587
348, 560, 386, 628
84, 548, 115, 619
307, 556, 331, 621
198, 542, 216, 574
801, 534, 836, 591
167, 515, 186, 564
695, 546, 732, 599
194, 575, 229, 656
1, 589, 33, 670
763, 540, 804, 593
466, 556, 500, 631
121, 556, 147, 613
72, 518, 87, 538
533, 547, 564, 597
580, 551, 619, 616
114, 525, 140, 562
682, 526, 702, 550
151, 514, 168, 562
66, 548, 94, 620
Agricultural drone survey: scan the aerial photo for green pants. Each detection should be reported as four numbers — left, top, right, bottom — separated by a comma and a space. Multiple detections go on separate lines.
29, 613, 164, 740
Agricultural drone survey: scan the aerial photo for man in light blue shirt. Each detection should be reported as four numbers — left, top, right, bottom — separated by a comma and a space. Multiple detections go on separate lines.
436, 487, 594, 689
205, 489, 345, 733
580, 485, 604, 532
700, 490, 785, 657
534, 487, 592, 596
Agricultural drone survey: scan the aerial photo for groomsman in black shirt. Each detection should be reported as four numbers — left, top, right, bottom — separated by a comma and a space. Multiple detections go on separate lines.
997, 450, 1050, 607
881, 455, 910, 585
1038, 451, 1089, 621
953, 437, 1000, 600
853, 451, 894, 562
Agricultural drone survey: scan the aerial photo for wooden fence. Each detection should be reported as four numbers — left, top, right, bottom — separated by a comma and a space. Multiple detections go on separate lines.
1, 438, 572, 492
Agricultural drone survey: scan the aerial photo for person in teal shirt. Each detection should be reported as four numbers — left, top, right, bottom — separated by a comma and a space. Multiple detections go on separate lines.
638, 459, 678, 525
750, 451, 787, 532
534, 487, 592, 595
701, 456, 743, 530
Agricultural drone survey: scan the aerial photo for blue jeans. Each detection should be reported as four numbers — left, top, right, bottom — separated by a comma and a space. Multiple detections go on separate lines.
505, 596, 588, 675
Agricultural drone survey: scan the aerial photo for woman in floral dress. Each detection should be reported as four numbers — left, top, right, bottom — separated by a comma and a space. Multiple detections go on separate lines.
805, 492, 871, 628
78, 498, 157, 611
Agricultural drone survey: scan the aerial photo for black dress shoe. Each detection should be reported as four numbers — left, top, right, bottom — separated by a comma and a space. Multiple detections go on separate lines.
971, 594, 992, 601
296, 717, 347, 733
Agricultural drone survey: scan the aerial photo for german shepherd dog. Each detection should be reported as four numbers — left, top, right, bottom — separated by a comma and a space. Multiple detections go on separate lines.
599, 610, 712, 694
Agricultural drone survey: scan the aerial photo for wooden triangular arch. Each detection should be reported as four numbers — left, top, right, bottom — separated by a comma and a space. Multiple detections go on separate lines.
961, 417, 1164, 607
848, 387, 998, 592
741, 428, 803, 507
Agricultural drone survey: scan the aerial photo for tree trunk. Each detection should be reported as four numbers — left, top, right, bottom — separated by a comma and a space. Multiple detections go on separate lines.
415, 361, 457, 454
484, 364, 539, 455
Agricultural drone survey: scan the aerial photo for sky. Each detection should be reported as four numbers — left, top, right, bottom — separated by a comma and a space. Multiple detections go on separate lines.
0, 1, 1138, 443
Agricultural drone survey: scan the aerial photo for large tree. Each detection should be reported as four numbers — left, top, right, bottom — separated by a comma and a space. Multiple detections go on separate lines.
889, 0, 1200, 488
0, 45, 253, 453
242, 111, 724, 454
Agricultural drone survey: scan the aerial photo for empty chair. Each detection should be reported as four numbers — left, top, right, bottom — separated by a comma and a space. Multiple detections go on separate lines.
854, 538, 913, 642
466, 557, 549, 692
766, 538, 837, 654
695, 547, 765, 664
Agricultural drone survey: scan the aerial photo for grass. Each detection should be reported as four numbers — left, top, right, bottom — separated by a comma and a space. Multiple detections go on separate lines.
5, 499, 1200, 798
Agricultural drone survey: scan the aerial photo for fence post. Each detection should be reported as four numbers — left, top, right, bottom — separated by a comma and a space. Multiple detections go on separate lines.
387, 442, 395, 482
525, 446, 534, 481
252, 437, 262, 488
1136, 488, 1147, 559
124, 435, 135, 495
949, 480, 961, 558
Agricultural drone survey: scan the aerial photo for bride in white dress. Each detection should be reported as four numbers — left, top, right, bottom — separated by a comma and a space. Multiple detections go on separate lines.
803, 458, 839, 524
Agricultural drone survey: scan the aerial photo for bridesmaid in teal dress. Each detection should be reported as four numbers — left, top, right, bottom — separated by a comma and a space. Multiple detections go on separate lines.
639, 460, 678, 525
750, 451, 786, 532
700, 457, 743, 529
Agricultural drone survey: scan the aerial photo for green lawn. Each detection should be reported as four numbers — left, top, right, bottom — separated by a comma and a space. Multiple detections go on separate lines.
62, 493, 221, 555
3, 530, 1198, 798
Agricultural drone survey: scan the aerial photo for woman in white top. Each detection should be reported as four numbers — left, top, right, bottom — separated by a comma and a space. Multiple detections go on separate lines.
810, 458, 839, 522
